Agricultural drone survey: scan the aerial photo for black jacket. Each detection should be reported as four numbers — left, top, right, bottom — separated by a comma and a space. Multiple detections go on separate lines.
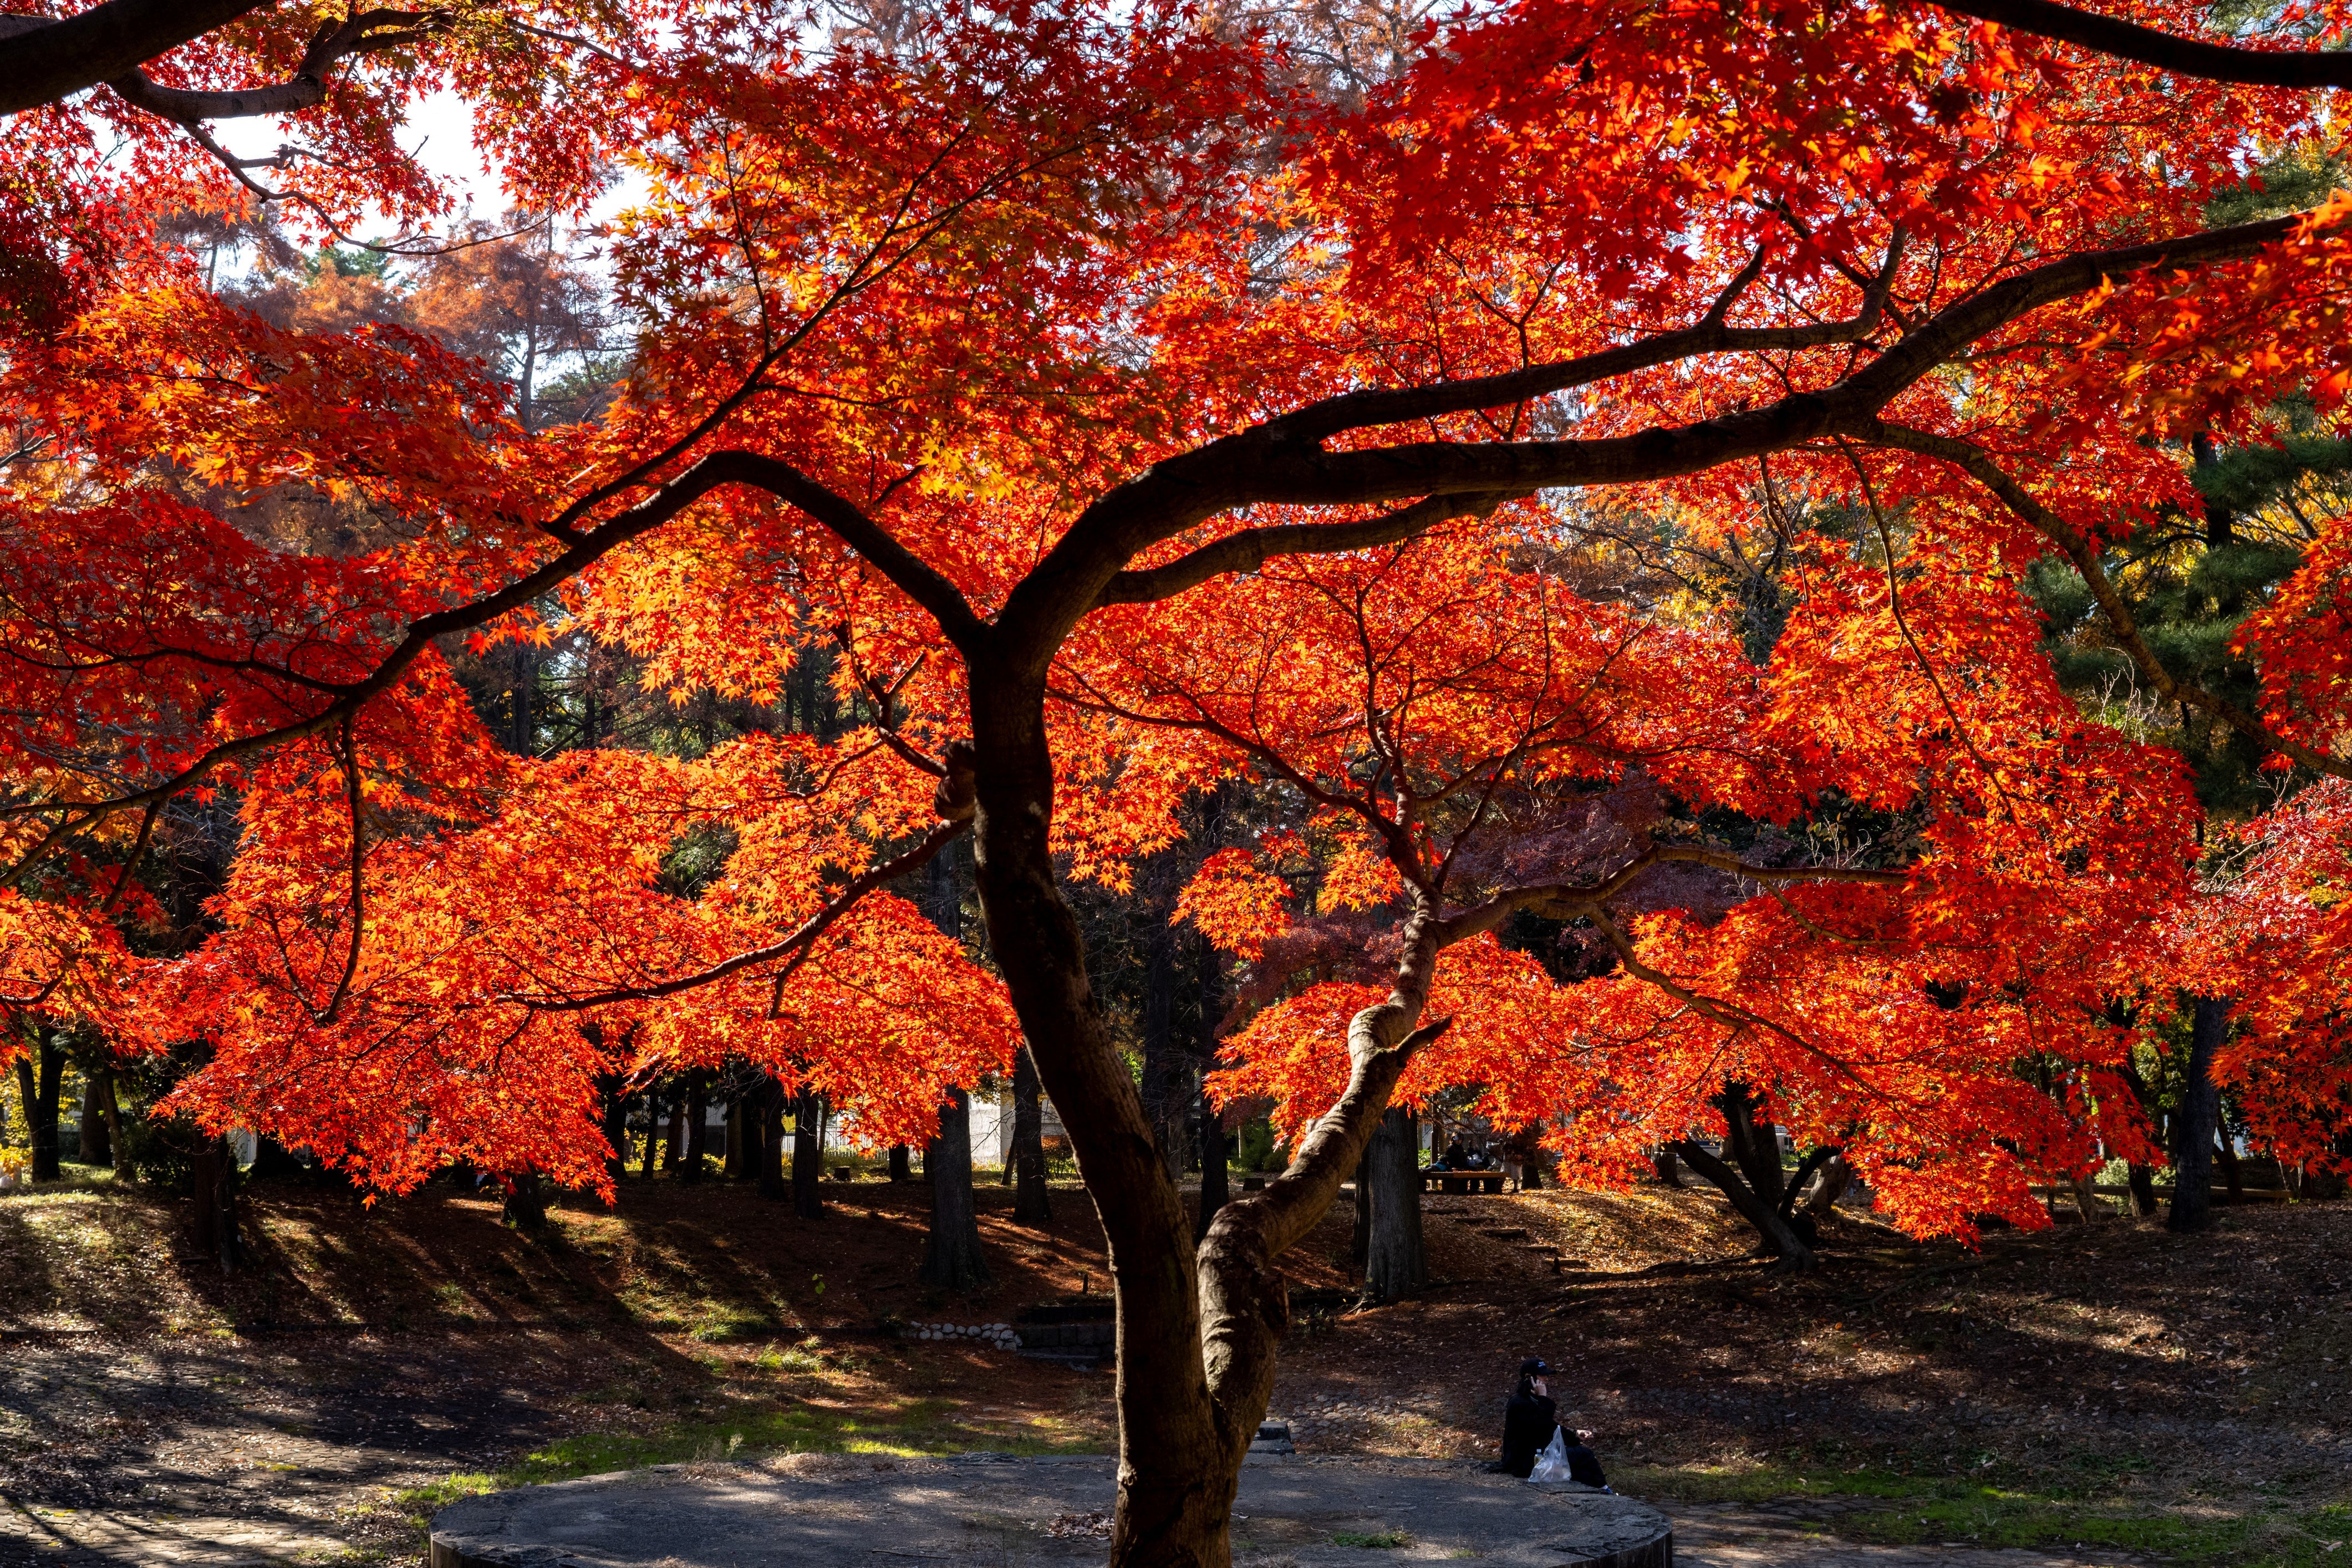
1498, 1391, 1556, 1478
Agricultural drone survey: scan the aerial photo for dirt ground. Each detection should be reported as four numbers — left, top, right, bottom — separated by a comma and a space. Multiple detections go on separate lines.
1, 1166, 2345, 1566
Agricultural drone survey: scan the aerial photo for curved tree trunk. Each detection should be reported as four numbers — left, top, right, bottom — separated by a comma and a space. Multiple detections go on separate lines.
920, 1085, 991, 1290
968, 670, 1449, 1568
2168, 997, 2227, 1234
1012, 1046, 1053, 1225
1365, 1106, 1427, 1301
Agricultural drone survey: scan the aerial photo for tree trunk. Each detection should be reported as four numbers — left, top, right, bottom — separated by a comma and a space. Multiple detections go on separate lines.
13, 1034, 63, 1182
725, 1094, 749, 1179
1365, 1106, 1427, 1301
503, 1170, 550, 1230
792, 1090, 827, 1219
662, 1090, 683, 1172
1197, 1092, 1229, 1244
597, 1073, 630, 1190
757, 1080, 789, 1200
1012, 1046, 1052, 1225
98, 1069, 123, 1173
1349, 1149, 1370, 1275
1193, 931, 1228, 1243
78, 1069, 111, 1168
681, 1071, 710, 1184
188, 1134, 242, 1272
919, 1085, 990, 1290
1652, 1146, 1683, 1187
2126, 1160, 2160, 1216
888, 1142, 913, 1183
1799, 1152, 1851, 1216
2169, 997, 2227, 1234
2214, 1134, 2244, 1203
2071, 1173, 2107, 1224
967, 671, 1448, 1568
1674, 1137, 1815, 1270
1141, 904, 1185, 1179
639, 1091, 661, 1180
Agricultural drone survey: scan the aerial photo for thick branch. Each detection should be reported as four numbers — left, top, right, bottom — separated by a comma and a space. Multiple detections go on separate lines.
1432, 846, 1908, 946
1098, 493, 1516, 606
105, 10, 432, 123
1864, 422, 2352, 781
0, 0, 266, 116
1931, 0, 2352, 88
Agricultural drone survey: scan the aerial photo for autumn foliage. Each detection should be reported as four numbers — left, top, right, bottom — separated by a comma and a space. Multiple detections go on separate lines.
8, 0, 2352, 1551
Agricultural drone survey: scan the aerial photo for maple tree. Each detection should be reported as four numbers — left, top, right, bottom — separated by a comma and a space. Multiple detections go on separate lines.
9, 0, 2352, 1562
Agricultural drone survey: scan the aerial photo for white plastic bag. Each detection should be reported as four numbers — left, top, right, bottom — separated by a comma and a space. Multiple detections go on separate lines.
1526, 1427, 1571, 1483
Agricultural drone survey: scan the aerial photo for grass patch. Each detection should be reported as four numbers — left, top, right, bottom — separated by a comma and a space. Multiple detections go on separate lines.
1331, 1531, 1412, 1549
1617, 1460, 2352, 1567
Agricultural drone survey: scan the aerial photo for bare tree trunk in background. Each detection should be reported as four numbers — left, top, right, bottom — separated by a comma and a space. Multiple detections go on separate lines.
2169, 997, 2228, 1234
597, 1072, 629, 1190
1012, 1046, 1052, 1225
1349, 1149, 1370, 1277
792, 1090, 827, 1219
681, 1072, 710, 1184
189, 1134, 242, 1272
757, 1080, 789, 1201
639, 1091, 660, 1180
920, 1085, 990, 1291
1365, 1106, 1427, 1301
725, 1089, 749, 1179
1193, 934, 1229, 1243
1141, 903, 1185, 1179
663, 1091, 683, 1173
99, 1070, 124, 1173
1653, 1147, 1683, 1187
888, 1143, 913, 1183
2214, 1133, 2245, 1203
78, 1070, 111, 1168
13, 1034, 62, 1182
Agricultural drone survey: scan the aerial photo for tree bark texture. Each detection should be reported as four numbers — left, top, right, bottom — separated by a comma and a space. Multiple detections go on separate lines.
919, 1085, 991, 1291
1012, 1045, 1053, 1225
639, 1091, 661, 1180
597, 1073, 630, 1189
792, 1090, 827, 1219
725, 1093, 749, 1179
888, 1142, 913, 1183
2169, 997, 2227, 1234
1365, 1106, 1427, 1301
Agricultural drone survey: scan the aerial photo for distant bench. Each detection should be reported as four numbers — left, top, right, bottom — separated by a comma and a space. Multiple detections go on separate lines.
1419, 1169, 1507, 1194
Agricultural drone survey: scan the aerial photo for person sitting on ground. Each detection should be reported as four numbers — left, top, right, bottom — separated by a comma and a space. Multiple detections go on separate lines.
1557, 1427, 1611, 1491
1487, 1357, 1556, 1477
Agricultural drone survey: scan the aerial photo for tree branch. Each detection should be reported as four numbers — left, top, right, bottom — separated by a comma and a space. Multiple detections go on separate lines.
0, 0, 267, 116
104, 9, 435, 123
1930, 0, 2352, 88
1862, 421, 2352, 781
1097, 493, 1519, 607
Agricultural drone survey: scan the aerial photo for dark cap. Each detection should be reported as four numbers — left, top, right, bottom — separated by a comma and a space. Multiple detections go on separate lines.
1519, 1357, 1550, 1377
